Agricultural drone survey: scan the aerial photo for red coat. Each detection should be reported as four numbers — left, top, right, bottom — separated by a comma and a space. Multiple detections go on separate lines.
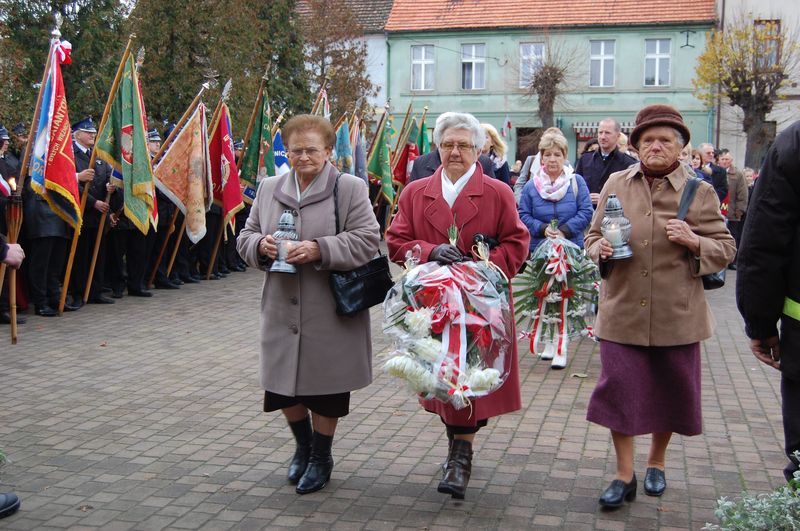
386, 165, 530, 426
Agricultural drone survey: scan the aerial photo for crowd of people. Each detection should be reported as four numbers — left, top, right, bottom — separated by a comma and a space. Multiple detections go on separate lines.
0, 119, 252, 324
1, 104, 796, 520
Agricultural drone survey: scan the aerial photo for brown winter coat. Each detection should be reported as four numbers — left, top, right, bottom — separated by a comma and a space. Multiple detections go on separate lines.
237, 162, 381, 396
585, 162, 736, 347
726, 166, 749, 221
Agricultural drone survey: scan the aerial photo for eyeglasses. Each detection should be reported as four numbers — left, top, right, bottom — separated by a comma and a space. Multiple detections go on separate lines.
288, 147, 323, 157
439, 142, 475, 152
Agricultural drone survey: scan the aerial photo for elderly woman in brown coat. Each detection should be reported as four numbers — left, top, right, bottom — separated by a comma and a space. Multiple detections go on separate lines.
237, 115, 380, 495
584, 105, 735, 508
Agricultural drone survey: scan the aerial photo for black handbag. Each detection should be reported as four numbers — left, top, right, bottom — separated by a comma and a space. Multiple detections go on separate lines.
676, 177, 727, 290
329, 173, 394, 316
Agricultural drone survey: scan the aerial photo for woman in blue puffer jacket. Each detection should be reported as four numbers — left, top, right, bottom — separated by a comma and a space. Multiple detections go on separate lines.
519, 130, 594, 252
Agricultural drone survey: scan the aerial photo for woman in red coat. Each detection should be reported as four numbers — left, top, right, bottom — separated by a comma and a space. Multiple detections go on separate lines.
386, 112, 530, 499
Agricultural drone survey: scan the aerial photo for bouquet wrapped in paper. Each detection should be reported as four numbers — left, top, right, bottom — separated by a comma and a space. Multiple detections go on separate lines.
382, 244, 514, 410
513, 232, 600, 367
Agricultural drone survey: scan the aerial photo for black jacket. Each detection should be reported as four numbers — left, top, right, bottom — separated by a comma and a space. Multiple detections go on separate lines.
74, 142, 112, 228
700, 162, 729, 204
22, 178, 69, 240
408, 151, 497, 182
736, 120, 800, 380
574, 148, 636, 194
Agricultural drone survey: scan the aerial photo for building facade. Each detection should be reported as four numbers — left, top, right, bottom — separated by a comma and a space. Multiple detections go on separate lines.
716, 0, 799, 168
384, 0, 717, 164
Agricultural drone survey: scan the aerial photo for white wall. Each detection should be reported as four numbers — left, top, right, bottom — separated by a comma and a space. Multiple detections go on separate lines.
363, 34, 388, 108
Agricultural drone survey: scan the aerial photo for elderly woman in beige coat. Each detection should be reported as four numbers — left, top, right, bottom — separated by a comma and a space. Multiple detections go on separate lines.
584, 105, 735, 508
237, 115, 380, 495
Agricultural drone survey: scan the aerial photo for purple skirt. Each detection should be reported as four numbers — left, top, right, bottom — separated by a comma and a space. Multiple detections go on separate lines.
586, 340, 702, 436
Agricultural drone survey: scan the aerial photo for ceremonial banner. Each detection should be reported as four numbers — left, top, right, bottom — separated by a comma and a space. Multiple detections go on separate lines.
29, 39, 82, 231
352, 118, 369, 185
94, 52, 155, 234
273, 131, 290, 175
417, 116, 430, 155
239, 90, 273, 203
367, 116, 394, 203
392, 117, 420, 188
153, 104, 212, 243
0, 175, 10, 197
208, 102, 244, 230
334, 120, 354, 174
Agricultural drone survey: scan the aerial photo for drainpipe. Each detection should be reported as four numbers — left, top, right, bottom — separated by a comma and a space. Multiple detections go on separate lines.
715, 0, 726, 146
385, 31, 391, 118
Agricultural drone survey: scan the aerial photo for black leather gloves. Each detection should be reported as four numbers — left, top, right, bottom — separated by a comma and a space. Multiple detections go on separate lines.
473, 233, 500, 250
429, 244, 463, 264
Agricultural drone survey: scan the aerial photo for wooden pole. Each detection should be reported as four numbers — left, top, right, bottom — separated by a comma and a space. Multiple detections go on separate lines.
146, 206, 179, 288
165, 216, 187, 277
310, 78, 328, 115
270, 108, 286, 139
59, 36, 136, 313
391, 102, 413, 167
239, 73, 267, 171
6, 195, 23, 344
205, 218, 226, 280
151, 83, 210, 167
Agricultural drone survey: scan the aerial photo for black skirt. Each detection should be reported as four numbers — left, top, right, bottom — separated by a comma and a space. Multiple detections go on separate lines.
264, 391, 351, 418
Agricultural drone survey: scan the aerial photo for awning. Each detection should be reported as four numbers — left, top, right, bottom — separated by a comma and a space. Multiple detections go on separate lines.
572, 121, 636, 139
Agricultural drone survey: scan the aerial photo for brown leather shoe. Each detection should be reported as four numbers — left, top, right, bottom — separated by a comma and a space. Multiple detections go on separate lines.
437, 439, 473, 499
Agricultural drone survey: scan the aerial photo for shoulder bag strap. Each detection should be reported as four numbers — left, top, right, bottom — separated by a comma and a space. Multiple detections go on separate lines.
333, 172, 342, 234
676, 177, 701, 221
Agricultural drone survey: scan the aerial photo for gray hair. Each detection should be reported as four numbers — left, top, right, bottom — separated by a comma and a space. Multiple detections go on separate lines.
433, 112, 485, 151
671, 128, 686, 147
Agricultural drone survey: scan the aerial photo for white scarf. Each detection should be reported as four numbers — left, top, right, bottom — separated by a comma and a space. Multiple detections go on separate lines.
441, 163, 476, 208
533, 165, 573, 202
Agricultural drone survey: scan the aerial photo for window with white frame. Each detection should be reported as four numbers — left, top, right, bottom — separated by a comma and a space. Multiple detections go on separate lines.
461, 43, 486, 90
644, 38, 671, 86
411, 45, 435, 91
589, 40, 615, 87
754, 19, 781, 71
519, 42, 545, 88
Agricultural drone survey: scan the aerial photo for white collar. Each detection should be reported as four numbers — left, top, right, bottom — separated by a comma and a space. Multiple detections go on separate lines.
441, 163, 476, 208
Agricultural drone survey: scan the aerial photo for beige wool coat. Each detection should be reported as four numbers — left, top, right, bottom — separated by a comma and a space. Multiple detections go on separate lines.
237, 162, 381, 396
585, 162, 736, 347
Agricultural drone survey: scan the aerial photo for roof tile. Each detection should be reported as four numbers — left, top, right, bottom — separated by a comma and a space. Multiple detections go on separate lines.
385, 0, 716, 31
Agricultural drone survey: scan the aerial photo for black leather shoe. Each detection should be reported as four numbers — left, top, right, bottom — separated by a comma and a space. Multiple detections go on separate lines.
154, 280, 180, 289
35, 305, 58, 317
219, 266, 231, 275
232, 264, 246, 272
644, 467, 666, 496
170, 277, 184, 285
0, 492, 21, 519
0, 312, 25, 325
111, 289, 124, 299
599, 475, 637, 508
62, 301, 82, 312
88, 295, 115, 304
128, 289, 153, 297
180, 275, 199, 284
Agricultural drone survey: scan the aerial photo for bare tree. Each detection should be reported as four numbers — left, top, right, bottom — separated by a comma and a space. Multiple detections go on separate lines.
694, 15, 800, 167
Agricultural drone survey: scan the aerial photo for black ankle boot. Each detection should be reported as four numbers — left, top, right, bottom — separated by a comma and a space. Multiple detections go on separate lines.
296, 431, 334, 494
437, 439, 473, 499
287, 417, 312, 484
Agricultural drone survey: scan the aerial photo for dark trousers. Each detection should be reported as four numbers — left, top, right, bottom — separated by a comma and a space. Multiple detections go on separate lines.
198, 212, 221, 275
70, 225, 107, 301
109, 229, 147, 292
783, 374, 800, 481
728, 219, 743, 263
27, 236, 67, 307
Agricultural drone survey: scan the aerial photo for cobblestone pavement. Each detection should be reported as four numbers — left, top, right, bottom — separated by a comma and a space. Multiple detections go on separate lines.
0, 265, 787, 530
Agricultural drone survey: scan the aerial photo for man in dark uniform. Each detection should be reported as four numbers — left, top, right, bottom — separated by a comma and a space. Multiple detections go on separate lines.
0, 125, 26, 324
698, 142, 729, 204
69, 117, 115, 305
574, 118, 637, 206
227, 139, 248, 272
737, 120, 800, 483
145, 128, 180, 289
